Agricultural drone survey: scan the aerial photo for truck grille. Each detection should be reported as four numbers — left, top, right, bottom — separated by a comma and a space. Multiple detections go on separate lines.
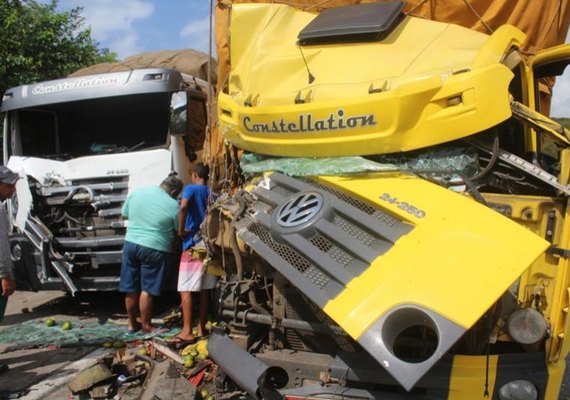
236, 172, 413, 307
32, 175, 129, 267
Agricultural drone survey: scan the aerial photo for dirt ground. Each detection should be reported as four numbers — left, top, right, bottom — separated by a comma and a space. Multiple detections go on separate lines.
2, 290, 570, 399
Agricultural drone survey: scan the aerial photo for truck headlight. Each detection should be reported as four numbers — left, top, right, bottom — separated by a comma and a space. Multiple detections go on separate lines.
507, 308, 547, 345
498, 380, 537, 400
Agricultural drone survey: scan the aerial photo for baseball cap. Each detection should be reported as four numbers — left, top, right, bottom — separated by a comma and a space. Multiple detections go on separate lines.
0, 166, 20, 185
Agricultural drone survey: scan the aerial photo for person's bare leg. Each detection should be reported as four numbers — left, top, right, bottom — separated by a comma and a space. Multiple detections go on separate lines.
125, 292, 140, 331
197, 289, 209, 337
139, 291, 155, 332
177, 291, 195, 340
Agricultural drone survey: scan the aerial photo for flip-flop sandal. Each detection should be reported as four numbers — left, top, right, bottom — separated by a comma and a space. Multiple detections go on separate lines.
167, 336, 197, 348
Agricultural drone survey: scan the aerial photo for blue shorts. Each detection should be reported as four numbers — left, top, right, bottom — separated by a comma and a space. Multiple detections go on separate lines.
119, 241, 169, 296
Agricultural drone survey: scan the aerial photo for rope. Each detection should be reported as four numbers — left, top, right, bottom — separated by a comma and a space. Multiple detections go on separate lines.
205, 0, 214, 165
483, 330, 490, 397
405, 0, 428, 16
462, 0, 493, 34
303, 0, 335, 12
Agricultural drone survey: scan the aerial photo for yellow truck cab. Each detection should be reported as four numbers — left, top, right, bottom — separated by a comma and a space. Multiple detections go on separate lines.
205, 2, 570, 399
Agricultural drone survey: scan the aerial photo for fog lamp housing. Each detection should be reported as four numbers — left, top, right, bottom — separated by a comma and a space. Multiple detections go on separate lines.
498, 380, 537, 400
10, 243, 22, 262
507, 308, 547, 345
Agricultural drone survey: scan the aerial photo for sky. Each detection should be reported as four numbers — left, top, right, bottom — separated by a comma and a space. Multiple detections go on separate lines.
58, 0, 214, 59
56, 0, 570, 117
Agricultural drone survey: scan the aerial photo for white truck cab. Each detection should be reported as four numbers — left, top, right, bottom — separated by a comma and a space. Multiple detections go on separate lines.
1, 67, 212, 294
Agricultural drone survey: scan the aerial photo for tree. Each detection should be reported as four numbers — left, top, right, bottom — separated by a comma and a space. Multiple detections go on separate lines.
0, 0, 117, 96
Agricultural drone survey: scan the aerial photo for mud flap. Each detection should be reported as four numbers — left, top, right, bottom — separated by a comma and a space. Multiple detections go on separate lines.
236, 172, 549, 391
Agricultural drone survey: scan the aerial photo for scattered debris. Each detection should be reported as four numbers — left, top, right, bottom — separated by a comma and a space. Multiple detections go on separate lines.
55, 323, 223, 399
163, 309, 182, 327
68, 363, 113, 393
65, 342, 154, 398
0, 314, 224, 399
140, 360, 195, 400
152, 338, 185, 365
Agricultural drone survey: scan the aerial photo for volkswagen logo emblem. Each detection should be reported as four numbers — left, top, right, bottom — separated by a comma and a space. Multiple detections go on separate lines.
276, 192, 323, 228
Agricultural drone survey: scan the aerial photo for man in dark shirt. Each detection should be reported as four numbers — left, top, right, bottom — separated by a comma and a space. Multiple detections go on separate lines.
176, 163, 215, 341
0, 166, 19, 374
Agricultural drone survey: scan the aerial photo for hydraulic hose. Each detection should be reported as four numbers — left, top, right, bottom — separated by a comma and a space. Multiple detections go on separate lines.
469, 133, 500, 181
229, 193, 247, 280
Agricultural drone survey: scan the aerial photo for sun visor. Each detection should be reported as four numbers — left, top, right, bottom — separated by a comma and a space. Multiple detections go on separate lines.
236, 172, 549, 391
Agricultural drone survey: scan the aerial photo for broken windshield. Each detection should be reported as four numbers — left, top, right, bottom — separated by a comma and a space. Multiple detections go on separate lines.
9, 93, 170, 159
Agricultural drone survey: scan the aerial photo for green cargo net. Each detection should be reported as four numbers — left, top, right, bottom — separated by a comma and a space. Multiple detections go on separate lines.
0, 320, 178, 348
240, 153, 396, 176
240, 148, 478, 185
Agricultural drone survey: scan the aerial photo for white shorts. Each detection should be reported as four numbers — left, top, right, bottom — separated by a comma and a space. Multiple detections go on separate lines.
177, 251, 218, 292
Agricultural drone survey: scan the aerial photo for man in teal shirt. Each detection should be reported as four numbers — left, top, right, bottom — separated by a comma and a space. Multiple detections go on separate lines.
119, 173, 183, 333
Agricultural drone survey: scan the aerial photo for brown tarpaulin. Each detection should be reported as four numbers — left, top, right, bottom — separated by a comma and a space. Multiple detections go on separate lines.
70, 48, 218, 84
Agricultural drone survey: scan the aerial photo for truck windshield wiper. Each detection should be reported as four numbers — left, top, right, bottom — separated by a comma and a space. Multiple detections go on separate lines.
90, 141, 146, 154
109, 141, 147, 153
128, 141, 146, 151
40, 153, 73, 161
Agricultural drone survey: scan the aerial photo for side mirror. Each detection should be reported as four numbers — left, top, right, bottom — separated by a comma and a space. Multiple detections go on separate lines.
169, 91, 188, 136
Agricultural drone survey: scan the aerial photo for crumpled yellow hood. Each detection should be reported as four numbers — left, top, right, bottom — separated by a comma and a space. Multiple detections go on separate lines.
219, 3, 524, 157
228, 4, 490, 105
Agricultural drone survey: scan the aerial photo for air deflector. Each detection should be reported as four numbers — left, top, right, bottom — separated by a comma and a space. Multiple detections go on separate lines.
298, 1, 405, 45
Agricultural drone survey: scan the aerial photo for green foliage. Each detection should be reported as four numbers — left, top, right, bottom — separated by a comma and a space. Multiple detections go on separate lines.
0, 0, 117, 96
553, 118, 570, 129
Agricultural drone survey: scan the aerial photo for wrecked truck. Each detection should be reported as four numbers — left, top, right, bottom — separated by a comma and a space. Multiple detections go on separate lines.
1, 50, 216, 294
203, 1, 570, 399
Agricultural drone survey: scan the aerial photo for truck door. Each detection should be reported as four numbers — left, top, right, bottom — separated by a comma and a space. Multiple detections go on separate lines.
528, 43, 570, 368
528, 44, 570, 181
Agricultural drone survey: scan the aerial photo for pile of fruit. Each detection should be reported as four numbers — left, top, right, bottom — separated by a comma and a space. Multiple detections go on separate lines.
181, 338, 209, 368
178, 333, 219, 399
